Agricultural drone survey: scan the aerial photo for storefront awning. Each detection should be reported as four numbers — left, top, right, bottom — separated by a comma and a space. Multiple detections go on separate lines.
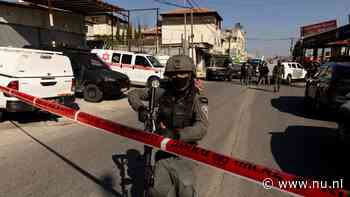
327, 39, 350, 46
22, 0, 126, 15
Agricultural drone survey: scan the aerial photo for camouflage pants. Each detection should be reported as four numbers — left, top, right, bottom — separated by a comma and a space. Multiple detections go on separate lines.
274, 77, 282, 92
150, 157, 197, 197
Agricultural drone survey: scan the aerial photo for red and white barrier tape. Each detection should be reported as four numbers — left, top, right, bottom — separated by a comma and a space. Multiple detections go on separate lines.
0, 85, 348, 197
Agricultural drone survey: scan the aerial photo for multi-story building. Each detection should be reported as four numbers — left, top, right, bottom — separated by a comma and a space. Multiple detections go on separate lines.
0, 0, 124, 49
0, 1, 85, 48
221, 23, 247, 62
161, 8, 223, 56
85, 14, 128, 42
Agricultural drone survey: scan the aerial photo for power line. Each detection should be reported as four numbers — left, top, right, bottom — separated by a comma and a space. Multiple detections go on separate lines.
186, 0, 219, 36
153, 0, 190, 8
246, 37, 297, 41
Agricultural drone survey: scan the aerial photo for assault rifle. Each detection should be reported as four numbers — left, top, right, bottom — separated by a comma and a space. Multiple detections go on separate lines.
143, 79, 160, 197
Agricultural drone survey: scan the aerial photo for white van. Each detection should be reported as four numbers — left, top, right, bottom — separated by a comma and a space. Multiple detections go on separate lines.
0, 47, 75, 121
92, 49, 165, 85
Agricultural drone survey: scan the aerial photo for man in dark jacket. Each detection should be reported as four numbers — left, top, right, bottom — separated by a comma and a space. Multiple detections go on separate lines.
128, 55, 208, 197
273, 61, 285, 92
240, 63, 247, 85
258, 63, 269, 86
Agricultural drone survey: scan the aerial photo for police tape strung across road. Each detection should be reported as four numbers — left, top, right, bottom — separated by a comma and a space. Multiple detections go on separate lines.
0, 85, 348, 197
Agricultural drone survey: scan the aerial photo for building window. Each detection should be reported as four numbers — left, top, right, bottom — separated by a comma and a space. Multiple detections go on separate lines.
91, 17, 99, 23
84, 25, 89, 33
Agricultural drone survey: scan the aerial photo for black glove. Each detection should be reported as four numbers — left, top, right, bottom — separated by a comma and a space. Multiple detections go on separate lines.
159, 128, 180, 140
138, 106, 148, 123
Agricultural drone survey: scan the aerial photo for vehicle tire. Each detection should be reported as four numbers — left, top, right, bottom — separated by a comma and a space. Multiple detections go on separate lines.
83, 84, 103, 103
147, 76, 160, 88
286, 75, 292, 85
0, 109, 4, 123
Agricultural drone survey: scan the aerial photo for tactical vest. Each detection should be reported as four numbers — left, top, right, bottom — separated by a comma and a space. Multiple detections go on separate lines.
157, 88, 195, 129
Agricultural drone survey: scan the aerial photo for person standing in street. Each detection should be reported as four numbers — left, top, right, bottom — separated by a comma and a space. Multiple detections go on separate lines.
273, 60, 285, 92
246, 63, 254, 86
240, 63, 247, 85
263, 63, 270, 86
227, 63, 234, 82
258, 62, 269, 86
257, 64, 264, 86
128, 55, 209, 197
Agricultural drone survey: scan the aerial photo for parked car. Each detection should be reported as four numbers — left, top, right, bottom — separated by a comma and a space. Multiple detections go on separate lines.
228, 64, 242, 80
64, 50, 130, 103
337, 94, 350, 140
0, 47, 75, 122
281, 62, 308, 84
304, 62, 350, 111
92, 49, 165, 86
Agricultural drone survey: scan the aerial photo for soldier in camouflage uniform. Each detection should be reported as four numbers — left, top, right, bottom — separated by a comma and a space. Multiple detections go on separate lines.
128, 55, 209, 197
273, 60, 285, 92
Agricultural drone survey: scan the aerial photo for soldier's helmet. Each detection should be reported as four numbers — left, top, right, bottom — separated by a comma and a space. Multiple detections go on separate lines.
164, 55, 195, 77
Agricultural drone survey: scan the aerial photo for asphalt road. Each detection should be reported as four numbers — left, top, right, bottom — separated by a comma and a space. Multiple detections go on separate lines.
0, 80, 346, 197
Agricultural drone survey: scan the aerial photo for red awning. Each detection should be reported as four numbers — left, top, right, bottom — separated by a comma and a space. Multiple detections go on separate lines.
327, 39, 350, 46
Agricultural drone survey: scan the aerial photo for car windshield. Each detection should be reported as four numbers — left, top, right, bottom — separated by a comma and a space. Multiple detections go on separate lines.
210, 57, 231, 67
147, 56, 164, 68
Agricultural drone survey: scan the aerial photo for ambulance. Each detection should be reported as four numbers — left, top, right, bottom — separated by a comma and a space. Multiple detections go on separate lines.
92, 49, 165, 86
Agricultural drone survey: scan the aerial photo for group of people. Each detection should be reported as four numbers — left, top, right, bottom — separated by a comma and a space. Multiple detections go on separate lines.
237, 61, 285, 92
239, 62, 255, 86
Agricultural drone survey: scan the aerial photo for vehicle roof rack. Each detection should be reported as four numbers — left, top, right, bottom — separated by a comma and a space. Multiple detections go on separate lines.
0, 46, 63, 55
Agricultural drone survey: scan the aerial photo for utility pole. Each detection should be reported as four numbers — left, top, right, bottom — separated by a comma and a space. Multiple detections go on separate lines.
190, 8, 194, 61
48, 0, 54, 48
111, 15, 114, 49
126, 8, 161, 54
155, 8, 159, 54
290, 37, 294, 57
183, 0, 187, 55
127, 10, 131, 51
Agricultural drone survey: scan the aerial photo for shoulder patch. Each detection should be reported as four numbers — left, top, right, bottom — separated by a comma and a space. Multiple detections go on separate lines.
201, 105, 208, 119
198, 97, 208, 104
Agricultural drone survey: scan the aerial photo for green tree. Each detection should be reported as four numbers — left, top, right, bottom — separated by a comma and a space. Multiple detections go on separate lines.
137, 22, 142, 39
127, 23, 133, 40
116, 18, 120, 41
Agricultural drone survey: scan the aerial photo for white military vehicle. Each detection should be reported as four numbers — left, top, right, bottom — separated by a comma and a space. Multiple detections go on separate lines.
0, 47, 75, 122
281, 62, 307, 84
